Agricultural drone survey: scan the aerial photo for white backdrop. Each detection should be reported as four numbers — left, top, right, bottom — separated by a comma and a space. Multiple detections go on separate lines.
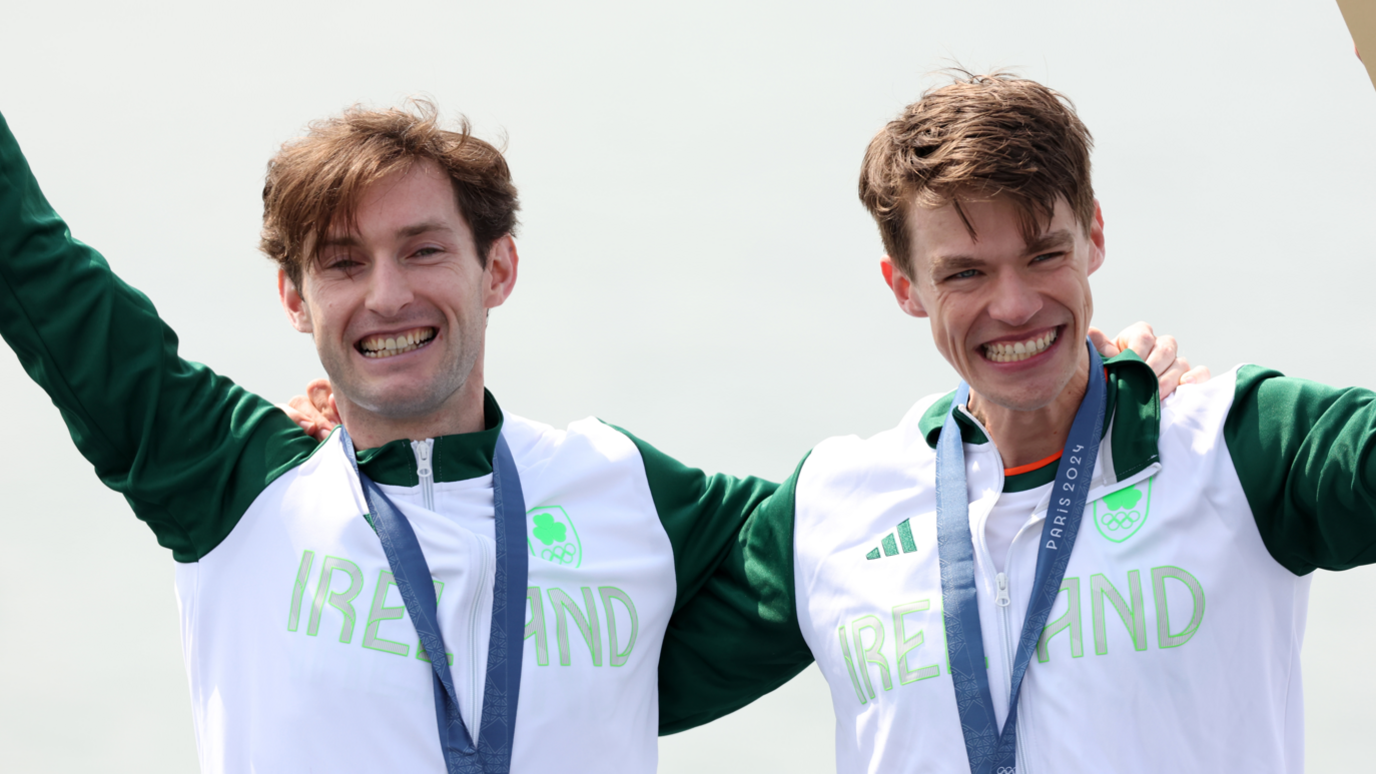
2, 1, 1374, 771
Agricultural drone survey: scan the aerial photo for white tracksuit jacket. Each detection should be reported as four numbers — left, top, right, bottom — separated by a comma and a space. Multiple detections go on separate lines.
0, 111, 780, 772
669, 355, 1376, 773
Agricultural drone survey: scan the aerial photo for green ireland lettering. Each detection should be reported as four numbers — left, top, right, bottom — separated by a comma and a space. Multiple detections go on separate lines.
838, 624, 868, 705
599, 587, 639, 667
1091, 571, 1148, 655
362, 571, 409, 657
415, 580, 453, 665
549, 587, 602, 666
308, 556, 363, 643
525, 586, 549, 666
852, 614, 892, 695
1152, 566, 1205, 648
892, 601, 939, 685
1037, 577, 1084, 663
288, 550, 314, 632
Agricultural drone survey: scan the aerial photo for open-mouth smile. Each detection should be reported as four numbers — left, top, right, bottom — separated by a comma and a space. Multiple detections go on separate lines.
982, 326, 1060, 364
357, 327, 437, 359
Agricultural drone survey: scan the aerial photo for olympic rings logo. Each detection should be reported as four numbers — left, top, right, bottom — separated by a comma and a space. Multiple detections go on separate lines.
1099, 509, 1142, 532
541, 543, 579, 565
996, 767, 1017, 774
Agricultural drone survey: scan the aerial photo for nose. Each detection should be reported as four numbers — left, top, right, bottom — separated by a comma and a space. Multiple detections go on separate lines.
985, 270, 1042, 326
365, 256, 414, 318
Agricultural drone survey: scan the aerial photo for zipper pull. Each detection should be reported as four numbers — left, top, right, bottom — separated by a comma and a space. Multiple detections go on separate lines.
413, 439, 433, 480
410, 437, 432, 484
995, 572, 1011, 607
411, 439, 436, 511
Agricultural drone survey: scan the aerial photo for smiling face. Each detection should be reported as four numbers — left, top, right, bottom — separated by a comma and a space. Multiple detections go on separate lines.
883, 195, 1104, 414
279, 160, 516, 439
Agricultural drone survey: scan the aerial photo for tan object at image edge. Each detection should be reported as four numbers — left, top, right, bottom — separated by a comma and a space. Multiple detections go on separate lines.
1336, 0, 1376, 91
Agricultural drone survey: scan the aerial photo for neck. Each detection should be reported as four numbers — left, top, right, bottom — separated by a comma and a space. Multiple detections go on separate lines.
337, 370, 488, 450
966, 352, 1090, 469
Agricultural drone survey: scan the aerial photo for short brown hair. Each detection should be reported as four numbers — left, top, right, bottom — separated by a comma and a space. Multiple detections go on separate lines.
261, 100, 520, 289
859, 72, 1094, 275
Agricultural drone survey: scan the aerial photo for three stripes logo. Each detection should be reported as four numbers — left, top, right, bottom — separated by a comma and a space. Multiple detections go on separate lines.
864, 518, 918, 560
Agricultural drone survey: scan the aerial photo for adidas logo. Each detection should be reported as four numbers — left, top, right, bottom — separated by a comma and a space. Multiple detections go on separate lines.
865, 518, 917, 560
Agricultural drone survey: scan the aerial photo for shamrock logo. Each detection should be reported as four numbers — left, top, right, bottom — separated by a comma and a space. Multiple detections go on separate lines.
1101, 486, 1142, 512
1093, 479, 1152, 543
526, 506, 584, 568
532, 512, 567, 546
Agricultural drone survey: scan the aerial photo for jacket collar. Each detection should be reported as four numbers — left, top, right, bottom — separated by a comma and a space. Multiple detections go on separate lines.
916, 350, 1162, 487
352, 389, 504, 486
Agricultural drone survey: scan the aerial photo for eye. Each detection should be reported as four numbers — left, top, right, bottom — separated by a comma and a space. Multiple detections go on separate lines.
324, 258, 361, 272
411, 246, 444, 259
1032, 251, 1066, 264
947, 268, 981, 281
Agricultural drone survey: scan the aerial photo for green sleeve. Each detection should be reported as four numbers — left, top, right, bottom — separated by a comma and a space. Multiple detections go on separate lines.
1225, 364, 1376, 575
611, 425, 781, 612
609, 427, 812, 732
0, 111, 317, 562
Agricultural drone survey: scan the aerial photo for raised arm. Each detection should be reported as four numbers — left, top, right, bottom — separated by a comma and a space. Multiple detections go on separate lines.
0, 111, 315, 561
1226, 366, 1376, 574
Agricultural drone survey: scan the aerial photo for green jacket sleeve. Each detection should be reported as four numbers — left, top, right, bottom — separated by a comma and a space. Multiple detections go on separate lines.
612, 425, 781, 613
1225, 365, 1376, 575
610, 427, 812, 733
0, 111, 317, 562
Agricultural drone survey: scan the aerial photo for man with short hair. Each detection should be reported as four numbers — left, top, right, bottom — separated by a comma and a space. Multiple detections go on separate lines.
0, 102, 784, 773
0, 98, 1189, 772
656, 73, 1376, 773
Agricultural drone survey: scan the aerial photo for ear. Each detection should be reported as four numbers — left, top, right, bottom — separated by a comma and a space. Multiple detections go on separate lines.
483, 235, 519, 309
1086, 199, 1106, 276
279, 270, 314, 333
880, 255, 928, 318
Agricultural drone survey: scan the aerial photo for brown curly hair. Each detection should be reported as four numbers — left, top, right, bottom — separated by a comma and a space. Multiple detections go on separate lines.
859, 72, 1094, 275
261, 99, 520, 290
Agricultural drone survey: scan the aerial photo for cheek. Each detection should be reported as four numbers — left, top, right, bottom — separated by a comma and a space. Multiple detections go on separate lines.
1069, 277, 1094, 316
311, 296, 356, 340
927, 315, 965, 360
928, 299, 967, 340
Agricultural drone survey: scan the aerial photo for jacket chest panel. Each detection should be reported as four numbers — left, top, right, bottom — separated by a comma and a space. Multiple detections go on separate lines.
797, 449, 1304, 772
179, 433, 675, 772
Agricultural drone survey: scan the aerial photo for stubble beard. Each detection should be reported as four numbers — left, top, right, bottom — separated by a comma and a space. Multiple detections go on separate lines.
321, 326, 481, 423
967, 339, 1087, 420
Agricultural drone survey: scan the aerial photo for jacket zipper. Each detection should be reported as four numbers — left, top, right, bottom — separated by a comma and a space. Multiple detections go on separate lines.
411, 439, 435, 511
412, 438, 488, 744
995, 571, 1029, 772
467, 545, 490, 744
994, 571, 1015, 683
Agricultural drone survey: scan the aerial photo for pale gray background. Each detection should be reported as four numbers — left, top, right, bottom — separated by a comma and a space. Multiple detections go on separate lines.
1, 0, 1373, 771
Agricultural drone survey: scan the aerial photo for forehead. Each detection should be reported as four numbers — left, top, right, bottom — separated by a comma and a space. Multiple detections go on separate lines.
327, 160, 467, 240
906, 196, 1079, 274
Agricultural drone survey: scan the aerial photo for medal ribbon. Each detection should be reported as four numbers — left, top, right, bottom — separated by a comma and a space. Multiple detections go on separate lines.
937, 341, 1106, 774
342, 429, 528, 774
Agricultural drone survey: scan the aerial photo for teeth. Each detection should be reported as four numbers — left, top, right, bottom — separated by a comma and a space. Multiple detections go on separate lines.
983, 328, 1058, 363
360, 328, 435, 359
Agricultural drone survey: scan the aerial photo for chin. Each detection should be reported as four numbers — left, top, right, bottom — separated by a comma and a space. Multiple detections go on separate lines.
369, 386, 458, 419
970, 371, 1066, 413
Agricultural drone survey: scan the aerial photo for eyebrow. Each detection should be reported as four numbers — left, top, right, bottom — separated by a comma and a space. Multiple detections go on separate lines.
320, 221, 455, 248
396, 221, 455, 239
1023, 229, 1075, 255
928, 229, 1077, 278
928, 254, 986, 279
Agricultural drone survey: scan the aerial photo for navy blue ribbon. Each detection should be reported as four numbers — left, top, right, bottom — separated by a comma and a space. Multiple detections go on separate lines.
937, 341, 1106, 774
342, 429, 527, 774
